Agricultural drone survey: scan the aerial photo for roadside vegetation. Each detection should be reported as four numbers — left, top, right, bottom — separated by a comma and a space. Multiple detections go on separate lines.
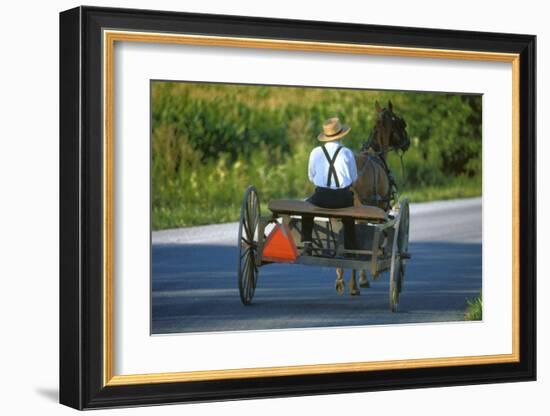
464, 292, 483, 321
152, 82, 482, 230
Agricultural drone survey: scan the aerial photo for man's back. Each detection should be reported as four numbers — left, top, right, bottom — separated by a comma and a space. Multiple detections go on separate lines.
308, 141, 358, 189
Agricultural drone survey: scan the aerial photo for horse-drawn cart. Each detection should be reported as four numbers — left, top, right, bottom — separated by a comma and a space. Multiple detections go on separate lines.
237, 185, 410, 312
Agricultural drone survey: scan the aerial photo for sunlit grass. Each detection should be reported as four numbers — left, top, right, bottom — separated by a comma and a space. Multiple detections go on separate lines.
152, 142, 481, 229
464, 292, 483, 321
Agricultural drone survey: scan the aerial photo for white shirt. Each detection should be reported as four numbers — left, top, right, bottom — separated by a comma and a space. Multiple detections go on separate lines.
307, 141, 358, 189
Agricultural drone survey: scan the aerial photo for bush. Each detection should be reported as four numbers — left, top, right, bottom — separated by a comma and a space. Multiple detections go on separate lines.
152, 82, 482, 229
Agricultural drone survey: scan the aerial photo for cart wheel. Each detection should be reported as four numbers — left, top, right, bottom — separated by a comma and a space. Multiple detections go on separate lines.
389, 198, 409, 312
397, 198, 409, 288
238, 186, 261, 305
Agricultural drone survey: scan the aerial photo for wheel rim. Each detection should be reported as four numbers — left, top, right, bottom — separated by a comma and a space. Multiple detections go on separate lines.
238, 186, 260, 305
397, 199, 409, 285
389, 198, 409, 311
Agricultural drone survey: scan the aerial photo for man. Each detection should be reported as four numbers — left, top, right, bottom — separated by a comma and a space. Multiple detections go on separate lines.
302, 117, 358, 253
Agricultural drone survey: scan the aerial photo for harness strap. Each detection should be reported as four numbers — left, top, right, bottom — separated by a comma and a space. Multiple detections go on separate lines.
321, 145, 343, 188
356, 152, 399, 207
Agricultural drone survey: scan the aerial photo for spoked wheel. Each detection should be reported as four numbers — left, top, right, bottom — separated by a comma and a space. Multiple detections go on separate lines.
389, 198, 410, 312
238, 186, 261, 305
397, 198, 410, 292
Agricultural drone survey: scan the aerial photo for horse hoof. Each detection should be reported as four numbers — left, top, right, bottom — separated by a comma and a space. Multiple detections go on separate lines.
350, 288, 360, 296
359, 280, 370, 288
335, 280, 345, 295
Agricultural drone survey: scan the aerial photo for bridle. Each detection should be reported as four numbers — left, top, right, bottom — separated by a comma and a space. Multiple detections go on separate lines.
361, 109, 409, 155
355, 109, 409, 208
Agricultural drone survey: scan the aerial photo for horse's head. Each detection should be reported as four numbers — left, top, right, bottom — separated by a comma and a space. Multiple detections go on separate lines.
368, 100, 410, 154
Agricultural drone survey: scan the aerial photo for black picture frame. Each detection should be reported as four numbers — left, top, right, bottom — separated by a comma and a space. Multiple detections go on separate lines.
60, 5, 536, 410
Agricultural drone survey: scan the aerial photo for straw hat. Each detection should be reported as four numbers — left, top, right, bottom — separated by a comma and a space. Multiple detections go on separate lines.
317, 117, 351, 142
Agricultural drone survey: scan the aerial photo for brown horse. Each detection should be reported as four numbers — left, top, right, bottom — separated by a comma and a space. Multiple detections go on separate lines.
335, 100, 410, 296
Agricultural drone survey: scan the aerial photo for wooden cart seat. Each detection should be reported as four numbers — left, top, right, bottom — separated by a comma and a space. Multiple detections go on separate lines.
268, 199, 387, 221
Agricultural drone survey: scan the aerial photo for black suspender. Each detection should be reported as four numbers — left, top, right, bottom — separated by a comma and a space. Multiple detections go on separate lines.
321, 145, 343, 188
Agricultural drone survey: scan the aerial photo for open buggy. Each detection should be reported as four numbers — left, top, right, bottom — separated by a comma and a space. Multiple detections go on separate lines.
237, 102, 411, 311
237, 186, 410, 312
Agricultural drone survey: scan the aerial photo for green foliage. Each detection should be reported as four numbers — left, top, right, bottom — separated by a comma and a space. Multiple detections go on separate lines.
151, 82, 482, 229
464, 292, 483, 321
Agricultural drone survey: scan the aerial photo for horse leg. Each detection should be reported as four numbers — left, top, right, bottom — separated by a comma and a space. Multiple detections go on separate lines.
359, 269, 370, 288
335, 267, 345, 295
349, 269, 360, 296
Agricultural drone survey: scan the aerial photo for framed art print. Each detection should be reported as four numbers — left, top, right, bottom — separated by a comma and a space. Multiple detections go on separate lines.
59, 6, 536, 409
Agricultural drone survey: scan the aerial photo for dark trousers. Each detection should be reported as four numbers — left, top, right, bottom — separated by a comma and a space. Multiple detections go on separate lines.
302, 187, 356, 249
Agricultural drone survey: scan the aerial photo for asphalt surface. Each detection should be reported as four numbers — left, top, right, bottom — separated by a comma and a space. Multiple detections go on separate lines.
152, 198, 482, 334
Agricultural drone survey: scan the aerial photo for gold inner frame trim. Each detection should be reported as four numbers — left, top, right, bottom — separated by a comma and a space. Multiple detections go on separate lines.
103, 29, 521, 387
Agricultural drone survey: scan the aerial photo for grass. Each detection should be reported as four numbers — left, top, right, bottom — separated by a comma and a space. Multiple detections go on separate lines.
150, 131, 482, 230
151, 138, 482, 229
152, 182, 481, 230
464, 293, 483, 321
404, 179, 481, 204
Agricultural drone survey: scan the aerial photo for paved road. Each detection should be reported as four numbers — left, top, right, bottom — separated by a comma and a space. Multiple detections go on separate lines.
152, 198, 482, 334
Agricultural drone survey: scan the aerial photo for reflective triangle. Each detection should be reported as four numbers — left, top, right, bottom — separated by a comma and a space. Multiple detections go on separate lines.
262, 223, 298, 263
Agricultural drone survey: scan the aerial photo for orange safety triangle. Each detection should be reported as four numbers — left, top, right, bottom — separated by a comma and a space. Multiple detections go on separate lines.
262, 223, 298, 263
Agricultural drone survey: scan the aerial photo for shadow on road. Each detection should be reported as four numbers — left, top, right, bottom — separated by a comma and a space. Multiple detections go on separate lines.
152, 241, 481, 334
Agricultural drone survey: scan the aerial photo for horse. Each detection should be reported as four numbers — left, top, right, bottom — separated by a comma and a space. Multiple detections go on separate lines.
335, 100, 410, 296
